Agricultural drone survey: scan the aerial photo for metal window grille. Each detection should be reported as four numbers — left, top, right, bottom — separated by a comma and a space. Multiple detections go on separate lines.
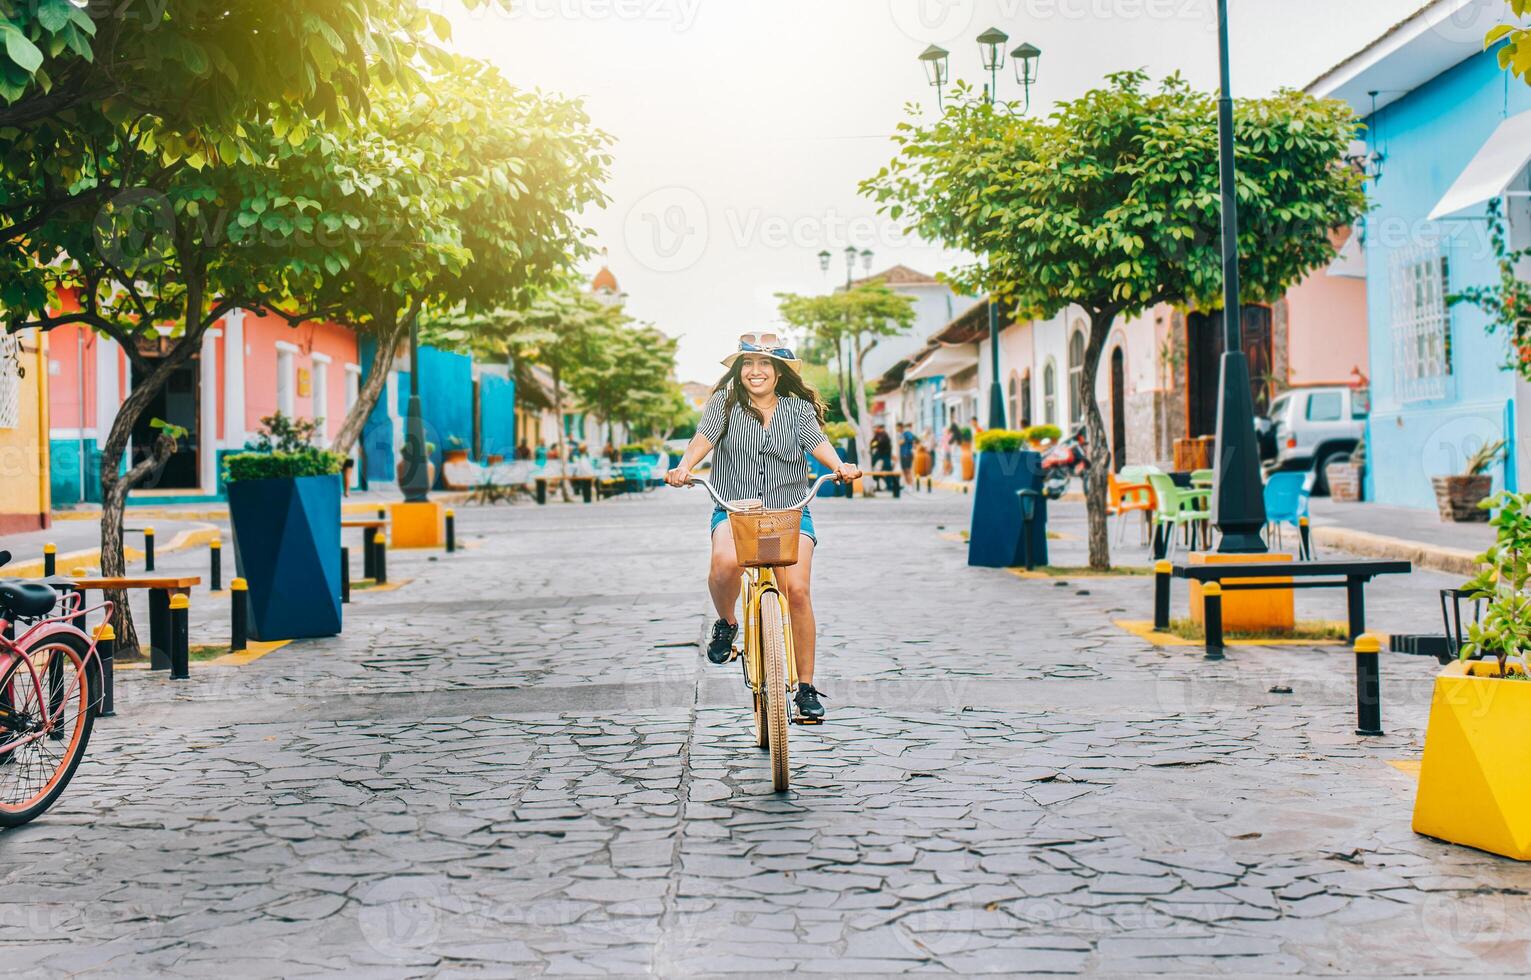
0, 332, 19, 429
1389, 244, 1452, 403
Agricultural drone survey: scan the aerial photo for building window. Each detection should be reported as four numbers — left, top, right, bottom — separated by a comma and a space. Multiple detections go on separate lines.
1020, 370, 1033, 427
1007, 375, 1018, 429
0, 332, 19, 429
1043, 360, 1057, 426
1389, 244, 1452, 403
1068, 327, 1086, 426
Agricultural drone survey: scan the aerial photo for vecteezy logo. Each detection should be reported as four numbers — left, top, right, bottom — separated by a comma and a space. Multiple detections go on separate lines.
93, 188, 176, 273
888, 0, 976, 43
1426, 0, 1512, 46
357, 876, 447, 961
624, 186, 709, 273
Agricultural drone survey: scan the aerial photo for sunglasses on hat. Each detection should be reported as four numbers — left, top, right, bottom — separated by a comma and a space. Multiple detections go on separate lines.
736, 332, 795, 360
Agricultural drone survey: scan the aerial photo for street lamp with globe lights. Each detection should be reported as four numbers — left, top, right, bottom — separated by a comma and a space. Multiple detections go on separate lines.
915, 27, 1042, 430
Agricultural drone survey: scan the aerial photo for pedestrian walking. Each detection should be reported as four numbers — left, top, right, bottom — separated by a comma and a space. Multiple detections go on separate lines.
897, 421, 916, 484
869, 422, 893, 491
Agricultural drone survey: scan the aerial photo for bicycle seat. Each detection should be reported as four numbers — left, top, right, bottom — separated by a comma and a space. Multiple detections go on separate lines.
0, 580, 57, 619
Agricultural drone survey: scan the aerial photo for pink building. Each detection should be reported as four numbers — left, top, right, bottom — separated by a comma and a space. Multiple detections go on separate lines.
46, 298, 361, 502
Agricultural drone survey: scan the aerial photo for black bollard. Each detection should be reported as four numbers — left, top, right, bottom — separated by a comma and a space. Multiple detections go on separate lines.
1017, 490, 1041, 571
446, 510, 456, 554
1154, 560, 1172, 631
209, 538, 222, 592
341, 547, 351, 604
374, 534, 388, 585
143, 527, 155, 572
96, 623, 116, 717
42, 543, 56, 578
230, 578, 249, 652
1298, 516, 1313, 561
377, 507, 386, 521
1203, 582, 1225, 662
362, 525, 378, 580
1354, 633, 1383, 736
169, 593, 190, 680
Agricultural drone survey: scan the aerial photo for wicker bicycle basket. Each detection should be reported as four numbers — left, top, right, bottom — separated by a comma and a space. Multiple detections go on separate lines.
728, 507, 803, 568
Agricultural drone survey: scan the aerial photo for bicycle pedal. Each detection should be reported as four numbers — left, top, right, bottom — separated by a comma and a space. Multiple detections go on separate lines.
791, 716, 825, 726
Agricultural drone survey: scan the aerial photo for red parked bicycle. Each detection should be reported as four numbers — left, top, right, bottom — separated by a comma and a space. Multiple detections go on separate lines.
0, 550, 109, 828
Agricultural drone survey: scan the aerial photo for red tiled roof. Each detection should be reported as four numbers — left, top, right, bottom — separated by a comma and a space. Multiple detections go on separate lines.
851, 264, 940, 287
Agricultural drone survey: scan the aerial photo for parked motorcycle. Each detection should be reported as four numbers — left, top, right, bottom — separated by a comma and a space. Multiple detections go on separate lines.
1041, 427, 1091, 499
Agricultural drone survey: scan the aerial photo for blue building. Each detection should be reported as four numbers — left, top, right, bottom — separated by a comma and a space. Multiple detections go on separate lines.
1312, 0, 1531, 508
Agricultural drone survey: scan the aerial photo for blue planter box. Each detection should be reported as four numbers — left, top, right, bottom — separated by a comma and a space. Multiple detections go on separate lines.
968, 450, 1049, 568
228, 474, 343, 641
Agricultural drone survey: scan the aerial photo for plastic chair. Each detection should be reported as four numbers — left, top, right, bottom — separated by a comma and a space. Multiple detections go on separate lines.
1263, 471, 1313, 555
1190, 468, 1214, 487
1108, 469, 1155, 545
1147, 471, 1211, 559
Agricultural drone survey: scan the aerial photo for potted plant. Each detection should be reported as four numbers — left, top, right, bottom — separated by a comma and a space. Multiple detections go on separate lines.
224, 415, 346, 641
1414, 490, 1531, 859
1431, 439, 1504, 522
397, 441, 436, 489
967, 429, 1048, 569
443, 434, 471, 464
1026, 424, 1061, 450
1326, 432, 1365, 503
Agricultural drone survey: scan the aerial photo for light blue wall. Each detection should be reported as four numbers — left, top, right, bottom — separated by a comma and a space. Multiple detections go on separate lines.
1361, 50, 1531, 508
393, 346, 474, 480
479, 374, 517, 458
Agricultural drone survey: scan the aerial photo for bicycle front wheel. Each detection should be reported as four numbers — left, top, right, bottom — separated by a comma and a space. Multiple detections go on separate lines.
0, 631, 96, 828
760, 592, 790, 792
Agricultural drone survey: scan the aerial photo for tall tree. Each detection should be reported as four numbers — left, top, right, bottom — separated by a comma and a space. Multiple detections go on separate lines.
565, 320, 679, 448
776, 281, 917, 479
863, 72, 1367, 568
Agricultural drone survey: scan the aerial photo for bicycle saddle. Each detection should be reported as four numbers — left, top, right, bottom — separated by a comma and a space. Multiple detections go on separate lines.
0, 580, 58, 618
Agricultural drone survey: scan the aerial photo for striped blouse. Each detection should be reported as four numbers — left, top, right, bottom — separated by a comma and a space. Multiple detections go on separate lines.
698, 391, 829, 509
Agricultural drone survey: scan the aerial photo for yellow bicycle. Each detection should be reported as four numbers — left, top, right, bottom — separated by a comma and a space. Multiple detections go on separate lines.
689, 474, 834, 792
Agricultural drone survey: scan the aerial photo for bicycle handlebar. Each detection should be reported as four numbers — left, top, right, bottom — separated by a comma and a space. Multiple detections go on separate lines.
684, 473, 838, 513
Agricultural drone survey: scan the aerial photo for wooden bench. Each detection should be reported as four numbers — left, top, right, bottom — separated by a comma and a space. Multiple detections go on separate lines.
863, 469, 903, 499
342, 519, 388, 580
67, 575, 200, 671
1157, 558, 1412, 660
535, 475, 596, 504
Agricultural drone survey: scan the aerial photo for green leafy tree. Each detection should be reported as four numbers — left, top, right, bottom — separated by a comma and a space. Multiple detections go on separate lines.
863, 71, 1367, 567
1449, 198, 1531, 378
1489, 1, 1531, 86
776, 281, 917, 475
565, 319, 680, 447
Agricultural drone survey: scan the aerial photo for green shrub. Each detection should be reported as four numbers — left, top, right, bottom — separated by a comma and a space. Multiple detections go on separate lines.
975, 429, 1029, 453
1460, 490, 1531, 677
224, 448, 346, 483
620, 443, 648, 456
823, 421, 856, 443
1025, 424, 1062, 444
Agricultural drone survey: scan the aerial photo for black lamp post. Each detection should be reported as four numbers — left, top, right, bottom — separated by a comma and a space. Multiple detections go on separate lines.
401, 308, 430, 502
917, 28, 1041, 432
1210, 0, 1266, 552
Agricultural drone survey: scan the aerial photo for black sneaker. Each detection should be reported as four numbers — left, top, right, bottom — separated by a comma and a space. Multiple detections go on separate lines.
706, 619, 738, 664
794, 683, 827, 720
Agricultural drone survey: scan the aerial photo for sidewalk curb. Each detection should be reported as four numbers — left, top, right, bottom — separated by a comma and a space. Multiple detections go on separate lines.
8, 523, 220, 579
1310, 525, 1478, 577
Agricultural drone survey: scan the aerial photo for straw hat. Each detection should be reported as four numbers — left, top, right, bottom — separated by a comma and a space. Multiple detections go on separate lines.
720, 332, 802, 372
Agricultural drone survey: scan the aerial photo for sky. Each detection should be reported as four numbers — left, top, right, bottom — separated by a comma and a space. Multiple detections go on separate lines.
442, 0, 1430, 383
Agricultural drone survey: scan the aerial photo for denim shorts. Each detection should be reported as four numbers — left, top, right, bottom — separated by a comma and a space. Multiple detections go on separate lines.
711, 506, 817, 545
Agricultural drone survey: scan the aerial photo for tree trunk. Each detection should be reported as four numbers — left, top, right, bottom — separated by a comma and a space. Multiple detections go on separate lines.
1081, 308, 1118, 571
330, 316, 405, 458
835, 335, 855, 425
550, 366, 572, 502
852, 335, 874, 495
97, 321, 210, 655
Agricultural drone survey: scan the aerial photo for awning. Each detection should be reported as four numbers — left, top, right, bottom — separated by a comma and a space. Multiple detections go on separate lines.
904, 343, 978, 382
1428, 109, 1531, 221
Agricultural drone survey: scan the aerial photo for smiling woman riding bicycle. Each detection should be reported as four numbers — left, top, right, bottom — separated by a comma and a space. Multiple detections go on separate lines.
665, 333, 859, 721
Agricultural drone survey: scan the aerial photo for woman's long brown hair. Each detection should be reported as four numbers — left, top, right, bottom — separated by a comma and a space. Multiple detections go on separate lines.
711, 357, 828, 441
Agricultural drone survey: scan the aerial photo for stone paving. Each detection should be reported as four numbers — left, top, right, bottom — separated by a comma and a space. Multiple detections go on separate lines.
4, 488, 1531, 976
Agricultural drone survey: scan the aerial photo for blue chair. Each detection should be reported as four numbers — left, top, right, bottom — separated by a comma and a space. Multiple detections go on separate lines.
1263, 471, 1314, 556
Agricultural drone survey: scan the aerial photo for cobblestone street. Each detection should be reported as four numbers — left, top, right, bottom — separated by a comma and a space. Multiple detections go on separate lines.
6, 490, 1531, 976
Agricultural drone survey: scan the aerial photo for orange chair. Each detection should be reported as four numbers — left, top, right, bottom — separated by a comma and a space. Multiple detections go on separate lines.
1108, 468, 1156, 545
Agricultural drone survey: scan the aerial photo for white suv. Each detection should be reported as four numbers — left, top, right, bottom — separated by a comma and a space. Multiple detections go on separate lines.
1259, 386, 1368, 495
